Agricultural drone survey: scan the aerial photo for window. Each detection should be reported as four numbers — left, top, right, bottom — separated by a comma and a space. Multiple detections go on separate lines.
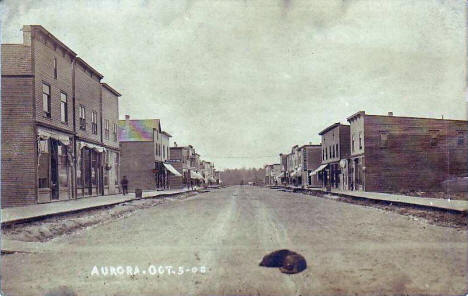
458, 131, 465, 146
42, 83, 51, 118
336, 144, 339, 158
163, 145, 165, 158
38, 139, 49, 188
380, 132, 388, 148
352, 134, 355, 152
113, 123, 117, 141
332, 145, 335, 158
91, 111, 98, 134
430, 130, 439, 147
53, 57, 57, 79
104, 119, 109, 139
60, 92, 68, 123
325, 147, 328, 160
359, 132, 362, 150
79, 105, 86, 130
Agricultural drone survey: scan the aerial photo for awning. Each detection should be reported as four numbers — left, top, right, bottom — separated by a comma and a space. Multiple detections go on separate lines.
190, 171, 204, 180
310, 164, 328, 176
163, 163, 182, 177
277, 172, 284, 178
209, 176, 216, 182
37, 128, 71, 146
79, 141, 106, 152
290, 171, 296, 177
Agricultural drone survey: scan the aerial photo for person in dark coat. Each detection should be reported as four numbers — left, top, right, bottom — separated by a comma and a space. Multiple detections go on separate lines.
121, 176, 129, 195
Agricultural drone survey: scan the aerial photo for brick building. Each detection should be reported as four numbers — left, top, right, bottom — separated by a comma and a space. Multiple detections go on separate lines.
315, 123, 351, 190
168, 145, 204, 189
101, 83, 121, 195
1, 25, 121, 207
74, 57, 107, 198
346, 111, 468, 192
118, 116, 180, 191
298, 144, 322, 187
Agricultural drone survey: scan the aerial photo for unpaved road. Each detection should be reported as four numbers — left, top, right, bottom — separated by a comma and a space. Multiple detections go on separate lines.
2, 186, 467, 295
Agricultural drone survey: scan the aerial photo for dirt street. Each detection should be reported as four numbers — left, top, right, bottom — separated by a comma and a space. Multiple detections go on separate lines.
1, 186, 466, 295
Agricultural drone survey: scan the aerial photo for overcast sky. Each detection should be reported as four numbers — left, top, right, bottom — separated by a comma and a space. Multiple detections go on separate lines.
2, 0, 466, 169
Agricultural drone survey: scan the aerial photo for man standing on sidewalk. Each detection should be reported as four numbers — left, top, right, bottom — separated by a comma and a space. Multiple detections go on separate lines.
121, 176, 129, 195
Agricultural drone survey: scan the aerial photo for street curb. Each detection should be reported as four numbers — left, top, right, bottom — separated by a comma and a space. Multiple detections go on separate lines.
1, 189, 198, 227
270, 186, 468, 214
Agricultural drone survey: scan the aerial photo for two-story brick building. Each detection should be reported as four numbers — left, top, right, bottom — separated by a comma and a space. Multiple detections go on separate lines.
1, 25, 121, 207
118, 116, 180, 191
74, 57, 106, 198
315, 123, 351, 190
298, 144, 322, 187
101, 83, 121, 195
346, 111, 468, 192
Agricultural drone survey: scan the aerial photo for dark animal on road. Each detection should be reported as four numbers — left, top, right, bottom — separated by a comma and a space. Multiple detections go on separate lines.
259, 249, 307, 274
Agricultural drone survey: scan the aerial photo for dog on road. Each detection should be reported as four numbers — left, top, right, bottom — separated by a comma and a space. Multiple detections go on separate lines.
259, 249, 307, 274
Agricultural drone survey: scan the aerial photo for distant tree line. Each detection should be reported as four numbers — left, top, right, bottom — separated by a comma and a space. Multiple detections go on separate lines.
220, 168, 265, 186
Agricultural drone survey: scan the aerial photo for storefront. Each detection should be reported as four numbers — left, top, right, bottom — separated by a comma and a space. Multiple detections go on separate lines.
104, 149, 120, 195
37, 128, 74, 203
310, 164, 328, 189
76, 141, 105, 198
190, 170, 204, 187
350, 156, 365, 191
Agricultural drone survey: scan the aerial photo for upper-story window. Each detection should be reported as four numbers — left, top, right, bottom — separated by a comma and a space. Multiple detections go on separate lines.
79, 105, 86, 130
60, 92, 68, 123
430, 130, 439, 147
359, 132, 363, 150
104, 119, 110, 139
42, 83, 51, 118
331, 145, 335, 158
91, 111, 98, 134
53, 57, 57, 79
458, 131, 465, 146
352, 134, 355, 152
162, 145, 166, 158
113, 123, 117, 141
335, 144, 339, 158
380, 132, 388, 148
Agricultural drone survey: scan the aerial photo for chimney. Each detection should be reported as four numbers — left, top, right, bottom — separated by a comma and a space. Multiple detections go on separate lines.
21, 25, 33, 46
125, 114, 130, 126
388, 112, 393, 116
441, 115, 444, 119
174, 141, 177, 147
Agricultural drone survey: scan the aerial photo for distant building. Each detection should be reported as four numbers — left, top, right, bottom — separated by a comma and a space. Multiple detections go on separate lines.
118, 116, 180, 191
279, 153, 288, 184
346, 111, 468, 192
168, 144, 204, 189
298, 144, 322, 187
315, 123, 351, 190
264, 164, 281, 185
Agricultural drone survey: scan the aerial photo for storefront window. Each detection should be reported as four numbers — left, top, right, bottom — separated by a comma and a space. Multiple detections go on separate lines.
38, 139, 49, 188
58, 145, 69, 190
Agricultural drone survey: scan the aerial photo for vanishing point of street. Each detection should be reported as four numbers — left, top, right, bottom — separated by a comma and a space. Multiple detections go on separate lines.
2, 186, 466, 296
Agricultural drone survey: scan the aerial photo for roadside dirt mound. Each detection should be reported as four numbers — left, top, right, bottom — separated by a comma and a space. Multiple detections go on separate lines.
2, 191, 199, 242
